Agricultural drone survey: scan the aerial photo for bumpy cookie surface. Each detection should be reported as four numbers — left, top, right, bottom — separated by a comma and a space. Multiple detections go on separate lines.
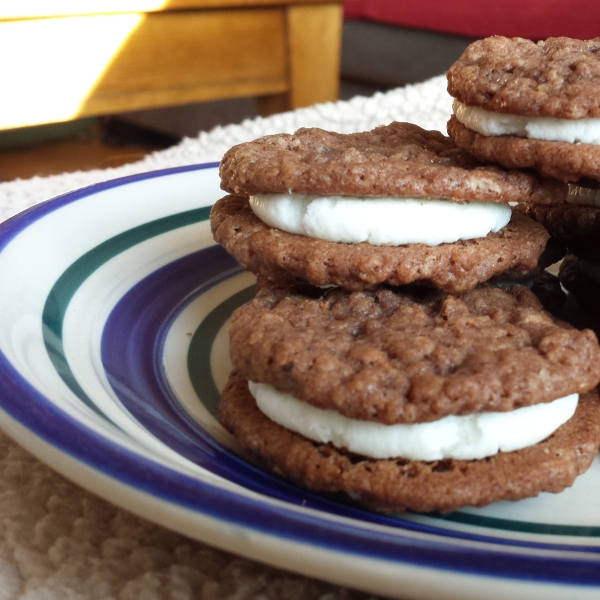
447, 36, 600, 118
220, 122, 566, 203
228, 283, 600, 424
448, 115, 600, 183
211, 194, 550, 293
219, 372, 600, 513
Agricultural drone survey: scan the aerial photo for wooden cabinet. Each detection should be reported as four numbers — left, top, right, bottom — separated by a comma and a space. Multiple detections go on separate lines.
0, 0, 342, 130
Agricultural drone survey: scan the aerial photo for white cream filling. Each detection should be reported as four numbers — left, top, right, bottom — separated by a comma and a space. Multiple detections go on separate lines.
249, 381, 578, 461
249, 193, 511, 247
567, 184, 600, 207
453, 99, 600, 145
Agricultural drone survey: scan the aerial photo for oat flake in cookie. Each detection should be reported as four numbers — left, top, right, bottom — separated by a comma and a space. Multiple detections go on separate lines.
447, 36, 600, 183
212, 122, 562, 292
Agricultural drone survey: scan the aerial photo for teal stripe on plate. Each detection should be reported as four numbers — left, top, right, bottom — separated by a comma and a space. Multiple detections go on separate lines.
433, 511, 600, 537
42, 207, 211, 420
187, 285, 255, 420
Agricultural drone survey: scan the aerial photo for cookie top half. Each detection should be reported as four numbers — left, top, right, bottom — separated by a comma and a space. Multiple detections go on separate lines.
220, 122, 566, 204
447, 36, 600, 119
228, 283, 600, 425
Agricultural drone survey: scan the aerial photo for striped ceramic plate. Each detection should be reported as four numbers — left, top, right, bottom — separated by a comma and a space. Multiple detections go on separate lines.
0, 163, 599, 600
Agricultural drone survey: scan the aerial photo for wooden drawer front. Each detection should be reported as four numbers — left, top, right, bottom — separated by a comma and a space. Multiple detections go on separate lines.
0, 9, 288, 128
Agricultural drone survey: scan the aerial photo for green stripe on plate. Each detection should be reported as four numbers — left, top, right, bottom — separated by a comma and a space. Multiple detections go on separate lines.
187, 285, 255, 420
42, 207, 211, 420
435, 511, 600, 536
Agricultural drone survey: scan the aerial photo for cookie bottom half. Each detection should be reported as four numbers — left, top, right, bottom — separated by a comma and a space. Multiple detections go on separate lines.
219, 372, 600, 514
211, 194, 549, 294
448, 116, 600, 184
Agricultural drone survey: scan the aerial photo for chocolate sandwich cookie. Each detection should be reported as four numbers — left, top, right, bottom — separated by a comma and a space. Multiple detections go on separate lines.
213, 122, 564, 292
228, 283, 600, 424
447, 36, 600, 183
219, 372, 600, 513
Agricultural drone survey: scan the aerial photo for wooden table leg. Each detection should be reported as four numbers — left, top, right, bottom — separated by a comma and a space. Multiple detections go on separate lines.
258, 2, 342, 116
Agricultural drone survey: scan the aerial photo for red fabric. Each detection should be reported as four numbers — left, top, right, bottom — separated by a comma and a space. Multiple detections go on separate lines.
343, 0, 600, 40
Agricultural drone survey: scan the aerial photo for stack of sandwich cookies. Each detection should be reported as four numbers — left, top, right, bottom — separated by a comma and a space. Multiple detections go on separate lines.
213, 122, 566, 293
219, 283, 600, 513
211, 120, 600, 513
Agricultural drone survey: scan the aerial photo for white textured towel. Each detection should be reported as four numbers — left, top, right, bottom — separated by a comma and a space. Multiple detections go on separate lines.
0, 76, 452, 600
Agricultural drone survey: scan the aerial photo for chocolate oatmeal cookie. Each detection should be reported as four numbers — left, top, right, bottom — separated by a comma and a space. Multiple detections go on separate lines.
211, 194, 551, 293
447, 37, 600, 183
220, 122, 566, 203
219, 371, 600, 513
228, 282, 600, 424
